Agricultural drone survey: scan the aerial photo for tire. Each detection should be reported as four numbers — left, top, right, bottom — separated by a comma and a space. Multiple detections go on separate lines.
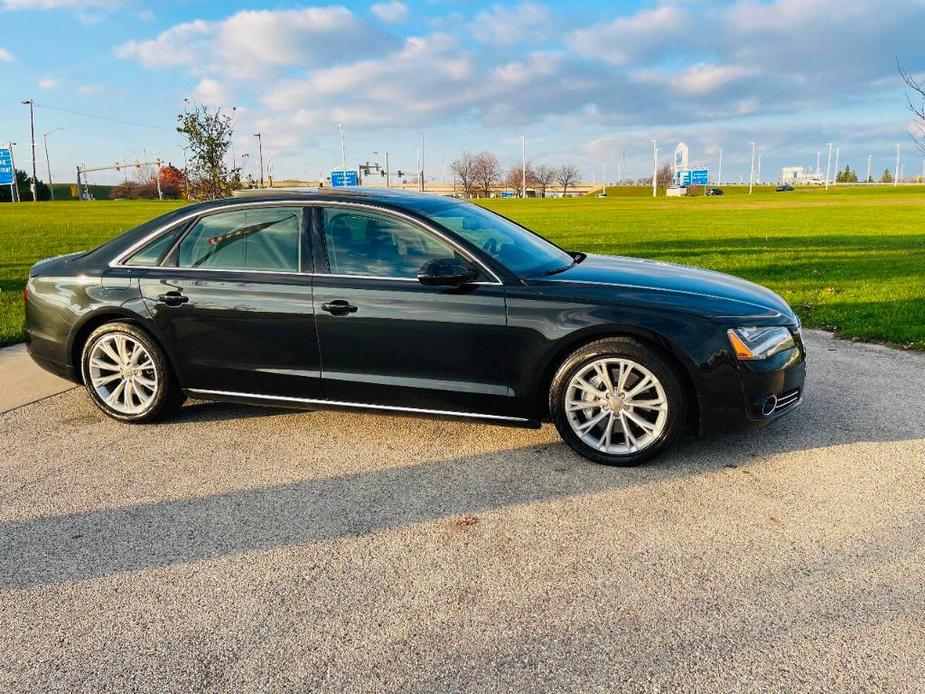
549, 337, 686, 466
80, 321, 185, 423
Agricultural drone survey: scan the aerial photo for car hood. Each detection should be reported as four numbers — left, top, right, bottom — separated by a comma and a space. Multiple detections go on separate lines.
530, 253, 797, 321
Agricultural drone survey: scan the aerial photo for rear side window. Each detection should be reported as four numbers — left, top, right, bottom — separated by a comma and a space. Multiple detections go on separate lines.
123, 227, 182, 266
177, 207, 302, 272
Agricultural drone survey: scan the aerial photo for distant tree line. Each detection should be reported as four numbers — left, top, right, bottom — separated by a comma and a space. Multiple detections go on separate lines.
450, 151, 582, 198
109, 165, 185, 200
0, 169, 51, 202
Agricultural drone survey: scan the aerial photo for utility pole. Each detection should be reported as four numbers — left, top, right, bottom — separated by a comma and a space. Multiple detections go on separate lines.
42, 128, 63, 201
748, 142, 756, 194
154, 157, 163, 200
895, 144, 901, 187
521, 135, 526, 197
866, 154, 872, 184
757, 152, 762, 184
651, 139, 658, 198
824, 143, 833, 190
21, 99, 37, 202
816, 150, 821, 176
253, 132, 264, 188
419, 131, 425, 192
718, 148, 723, 185
833, 146, 839, 186
337, 124, 347, 177
602, 161, 607, 196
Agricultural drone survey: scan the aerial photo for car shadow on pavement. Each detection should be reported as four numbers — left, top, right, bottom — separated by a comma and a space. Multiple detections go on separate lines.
3, 331, 924, 591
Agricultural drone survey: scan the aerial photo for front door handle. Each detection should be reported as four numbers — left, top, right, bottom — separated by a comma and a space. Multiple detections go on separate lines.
321, 300, 358, 316
156, 291, 189, 307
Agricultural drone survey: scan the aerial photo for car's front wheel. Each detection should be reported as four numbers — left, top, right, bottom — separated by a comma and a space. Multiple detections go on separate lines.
80, 321, 184, 423
550, 338, 686, 466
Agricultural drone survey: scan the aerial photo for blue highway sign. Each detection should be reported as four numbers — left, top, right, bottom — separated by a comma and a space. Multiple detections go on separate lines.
0, 148, 13, 186
330, 169, 359, 187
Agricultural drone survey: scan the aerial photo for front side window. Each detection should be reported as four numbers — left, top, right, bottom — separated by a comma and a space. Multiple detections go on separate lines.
177, 207, 302, 272
124, 227, 182, 266
409, 198, 574, 277
321, 208, 460, 278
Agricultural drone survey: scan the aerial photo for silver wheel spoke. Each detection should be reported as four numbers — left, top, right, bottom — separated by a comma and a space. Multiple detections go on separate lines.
134, 374, 157, 389
616, 362, 630, 393
90, 357, 119, 371
106, 380, 126, 406
629, 398, 666, 411
625, 375, 654, 399
98, 341, 121, 365
624, 410, 658, 434
92, 372, 122, 387
574, 377, 605, 399
619, 412, 637, 450
597, 413, 615, 450
593, 362, 614, 395
577, 409, 609, 433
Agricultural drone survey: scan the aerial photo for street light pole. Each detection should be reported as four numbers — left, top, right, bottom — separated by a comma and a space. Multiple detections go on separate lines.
420, 131, 425, 192
8, 142, 19, 202
867, 154, 872, 184
253, 132, 264, 188
895, 144, 901, 187
43, 129, 63, 201
21, 99, 38, 202
824, 143, 833, 190
748, 142, 756, 194
833, 146, 839, 186
651, 139, 658, 198
521, 135, 526, 197
718, 148, 723, 185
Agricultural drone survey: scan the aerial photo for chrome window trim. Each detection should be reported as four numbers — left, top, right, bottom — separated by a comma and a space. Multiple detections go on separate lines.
187, 388, 528, 422
109, 198, 505, 285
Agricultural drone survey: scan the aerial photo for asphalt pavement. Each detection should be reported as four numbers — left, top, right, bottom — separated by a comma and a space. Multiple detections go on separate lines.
2, 329, 924, 692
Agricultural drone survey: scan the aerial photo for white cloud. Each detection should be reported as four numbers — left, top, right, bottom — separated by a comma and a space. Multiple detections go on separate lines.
117, 7, 400, 79
0, 47, 14, 62
192, 78, 232, 107
38, 77, 57, 90
568, 6, 688, 65
469, 2, 552, 45
371, 1, 408, 24
76, 83, 106, 95
633, 63, 757, 96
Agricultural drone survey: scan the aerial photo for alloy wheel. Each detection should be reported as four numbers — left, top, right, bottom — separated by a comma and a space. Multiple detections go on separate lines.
87, 333, 159, 415
564, 357, 668, 455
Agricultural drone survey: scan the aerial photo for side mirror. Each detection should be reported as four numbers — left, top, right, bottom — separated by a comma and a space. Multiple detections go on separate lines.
417, 258, 479, 286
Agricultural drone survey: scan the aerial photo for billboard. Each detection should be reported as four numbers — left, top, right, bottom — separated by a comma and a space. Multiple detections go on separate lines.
0, 147, 13, 186
330, 169, 359, 187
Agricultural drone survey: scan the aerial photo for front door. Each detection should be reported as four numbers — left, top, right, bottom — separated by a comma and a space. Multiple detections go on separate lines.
135, 204, 320, 398
311, 204, 514, 417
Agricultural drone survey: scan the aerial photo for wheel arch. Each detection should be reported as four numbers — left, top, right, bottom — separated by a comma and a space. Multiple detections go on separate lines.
536, 325, 701, 430
68, 309, 167, 384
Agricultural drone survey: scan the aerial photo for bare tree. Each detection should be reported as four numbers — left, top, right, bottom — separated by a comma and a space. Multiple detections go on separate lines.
656, 162, 674, 189
473, 152, 502, 197
533, 164, 556, 197
556, 164, 581, 196
176, 102, 240, 200
505, 164, 535, 196
450, 152, 478, 198
899, 61, 925, 153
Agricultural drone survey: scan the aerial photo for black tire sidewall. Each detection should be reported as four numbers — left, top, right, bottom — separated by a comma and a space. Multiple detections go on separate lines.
550, 339, 686, 466
80, 322, 181, 423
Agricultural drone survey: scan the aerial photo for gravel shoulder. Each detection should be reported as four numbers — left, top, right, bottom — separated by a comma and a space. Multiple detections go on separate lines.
1, 330, 924, 692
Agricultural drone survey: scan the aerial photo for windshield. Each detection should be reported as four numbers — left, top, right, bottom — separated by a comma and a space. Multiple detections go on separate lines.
413, 199, 575, 277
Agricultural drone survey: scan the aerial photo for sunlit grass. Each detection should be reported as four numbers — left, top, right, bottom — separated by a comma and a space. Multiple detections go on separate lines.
1, 185, 923, 349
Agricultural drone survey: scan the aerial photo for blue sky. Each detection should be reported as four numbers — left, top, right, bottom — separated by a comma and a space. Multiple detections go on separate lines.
1, 0, 924, 185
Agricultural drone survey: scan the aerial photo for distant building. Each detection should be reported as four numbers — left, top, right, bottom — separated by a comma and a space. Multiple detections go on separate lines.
779, 166, 825, 185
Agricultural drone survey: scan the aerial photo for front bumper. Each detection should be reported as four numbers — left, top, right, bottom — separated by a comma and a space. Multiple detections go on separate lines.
698, 340, 807, 435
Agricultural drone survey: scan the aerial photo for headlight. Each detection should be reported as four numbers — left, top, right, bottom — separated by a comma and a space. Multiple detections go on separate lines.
727, 326, 795, 360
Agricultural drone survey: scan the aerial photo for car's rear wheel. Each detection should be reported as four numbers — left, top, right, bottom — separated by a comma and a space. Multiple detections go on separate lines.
550, 338, 686, 466
80, 321, 184, 423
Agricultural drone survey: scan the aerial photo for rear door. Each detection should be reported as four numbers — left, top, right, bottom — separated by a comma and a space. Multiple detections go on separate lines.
131, 204, 320, 398
311, 204, 516, 417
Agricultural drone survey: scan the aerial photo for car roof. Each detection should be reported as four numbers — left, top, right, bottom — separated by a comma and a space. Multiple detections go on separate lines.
228, 187, 453, 205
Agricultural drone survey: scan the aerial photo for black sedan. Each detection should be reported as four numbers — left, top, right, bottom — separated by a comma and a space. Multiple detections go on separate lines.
25, 188, 805, 465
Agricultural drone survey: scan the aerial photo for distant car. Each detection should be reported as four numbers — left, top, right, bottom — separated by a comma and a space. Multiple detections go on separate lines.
776, 184, 795, 192
25, 188, 805, 466
706, 187, 724, 196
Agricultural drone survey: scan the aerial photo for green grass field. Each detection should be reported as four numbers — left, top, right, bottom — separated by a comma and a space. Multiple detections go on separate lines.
1, 186, 923, 349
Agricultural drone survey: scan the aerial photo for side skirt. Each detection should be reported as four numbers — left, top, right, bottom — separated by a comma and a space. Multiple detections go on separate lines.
184, 388, 543, 429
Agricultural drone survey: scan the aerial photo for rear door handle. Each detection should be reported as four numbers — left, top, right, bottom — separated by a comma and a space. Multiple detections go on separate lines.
156, 291, 189, 307
321, 300, 358, 316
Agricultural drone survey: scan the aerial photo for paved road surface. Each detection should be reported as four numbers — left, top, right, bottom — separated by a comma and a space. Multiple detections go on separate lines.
2, 330, 924, 692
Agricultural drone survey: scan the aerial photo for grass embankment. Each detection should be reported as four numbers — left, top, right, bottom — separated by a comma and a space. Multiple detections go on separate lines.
0, 186, 922, 349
